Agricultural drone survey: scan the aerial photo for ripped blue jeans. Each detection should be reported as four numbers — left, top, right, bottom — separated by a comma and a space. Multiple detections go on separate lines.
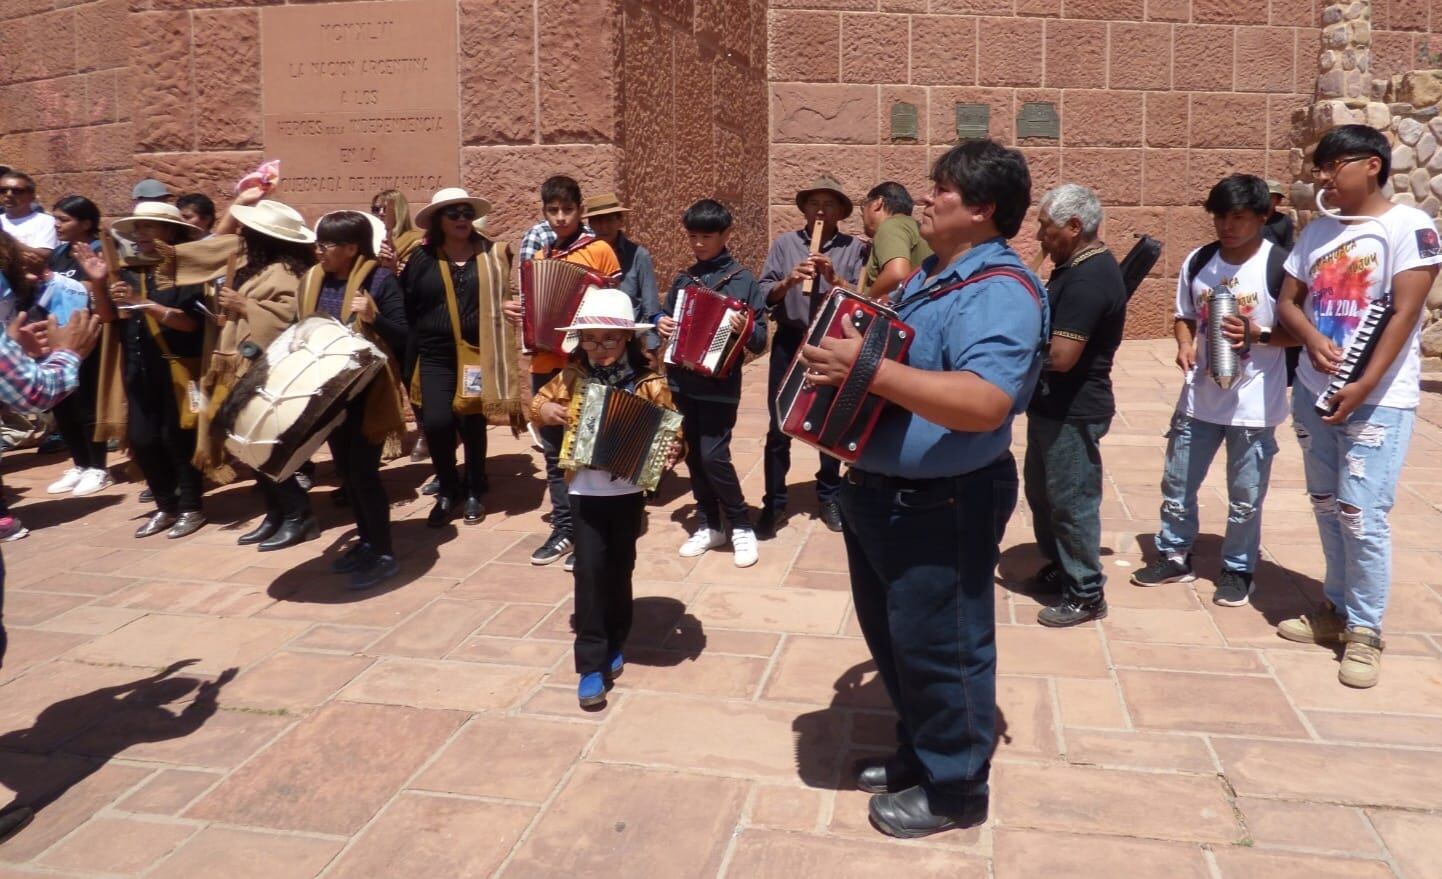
1155, 414, 1278, 573
1290, 391, 1414, 632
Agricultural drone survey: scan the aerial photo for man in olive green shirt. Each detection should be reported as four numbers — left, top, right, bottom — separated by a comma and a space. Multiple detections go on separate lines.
860, 182, 932, 298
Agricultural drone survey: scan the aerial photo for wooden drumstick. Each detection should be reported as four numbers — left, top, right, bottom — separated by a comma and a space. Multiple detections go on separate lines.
802, 218, 824, 298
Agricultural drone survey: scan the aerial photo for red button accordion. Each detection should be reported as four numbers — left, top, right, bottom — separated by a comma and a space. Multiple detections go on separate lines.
663, 283, 755, 378
520, 258, 609, 355
775, 288, 914, 462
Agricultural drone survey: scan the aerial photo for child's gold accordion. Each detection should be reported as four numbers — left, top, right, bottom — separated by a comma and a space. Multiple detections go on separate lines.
559, 381, 683, 491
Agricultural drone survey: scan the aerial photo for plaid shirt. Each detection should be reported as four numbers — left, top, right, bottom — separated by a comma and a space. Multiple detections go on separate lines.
0, 333, 81, 415
518, 220, 595, 264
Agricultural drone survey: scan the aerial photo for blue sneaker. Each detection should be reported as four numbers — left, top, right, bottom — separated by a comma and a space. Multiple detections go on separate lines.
608, 651, 624, 679
578, 672, 607, 708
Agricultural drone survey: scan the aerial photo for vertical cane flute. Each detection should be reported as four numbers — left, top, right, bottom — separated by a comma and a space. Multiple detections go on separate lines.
802, 219, 824, 298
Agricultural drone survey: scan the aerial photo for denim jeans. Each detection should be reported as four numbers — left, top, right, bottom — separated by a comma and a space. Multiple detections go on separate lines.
1023, 415, 1110, 602
1290, 390, 1414, 632
839, 455, 1017, 812
1155, 414, 1278, 573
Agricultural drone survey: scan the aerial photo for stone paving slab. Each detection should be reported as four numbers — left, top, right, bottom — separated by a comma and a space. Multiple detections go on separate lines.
0, 340, 1437, 876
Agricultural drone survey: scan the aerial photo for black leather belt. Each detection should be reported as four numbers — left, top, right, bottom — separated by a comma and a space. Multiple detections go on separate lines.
845, 453, 1015, 492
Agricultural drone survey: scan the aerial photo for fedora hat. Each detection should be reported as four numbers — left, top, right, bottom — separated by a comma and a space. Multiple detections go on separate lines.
414, 187, 493, 228
111, 201, 203, 242
229, 199, 316, 244
558, 286, 654, 353
583, 192, 631, 219
795, 175, 854, 219
316, 210, 387, 254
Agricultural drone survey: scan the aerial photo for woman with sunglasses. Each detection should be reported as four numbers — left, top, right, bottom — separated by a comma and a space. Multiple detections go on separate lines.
400, 188, 513, 527
370, 189, 424, 273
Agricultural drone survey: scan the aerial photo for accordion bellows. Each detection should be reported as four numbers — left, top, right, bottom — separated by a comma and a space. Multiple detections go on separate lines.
663, 284, 754, 378
520, 259, 604, 354
775, 289, 913, 462
559, 381, 683, 491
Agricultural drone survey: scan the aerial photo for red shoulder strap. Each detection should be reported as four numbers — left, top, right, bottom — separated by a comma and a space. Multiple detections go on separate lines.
897, 265, 1043, 310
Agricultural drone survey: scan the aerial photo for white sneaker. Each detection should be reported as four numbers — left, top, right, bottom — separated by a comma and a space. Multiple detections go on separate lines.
71, 468, 112, 497
679, 527, 726, 558
47, 467, 84, 495
731, 528, 758, 568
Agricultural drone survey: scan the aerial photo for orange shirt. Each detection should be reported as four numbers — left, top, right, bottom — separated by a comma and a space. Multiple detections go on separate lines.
530, 235, 622, 374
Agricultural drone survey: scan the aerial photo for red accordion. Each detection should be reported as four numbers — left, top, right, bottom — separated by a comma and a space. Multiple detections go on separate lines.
776, 288, 913, 462
520, 258, 608, 355
663, 284, 755, 378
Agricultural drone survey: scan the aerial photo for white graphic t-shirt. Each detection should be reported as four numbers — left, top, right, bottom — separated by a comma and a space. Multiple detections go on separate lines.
1284, 203, 1442, 410
1174, 240, 1288, 427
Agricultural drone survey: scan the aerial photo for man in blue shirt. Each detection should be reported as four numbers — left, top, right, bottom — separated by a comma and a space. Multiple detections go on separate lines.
801, 140, 1046, 839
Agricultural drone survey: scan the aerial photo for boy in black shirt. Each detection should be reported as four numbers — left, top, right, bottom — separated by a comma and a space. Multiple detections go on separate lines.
1025, 183, 1128, 627
656, 200, 768, 568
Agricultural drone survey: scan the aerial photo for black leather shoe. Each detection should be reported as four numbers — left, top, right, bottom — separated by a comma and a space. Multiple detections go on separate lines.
820, 500, 844, 532
135, 510, 177, 538
855, 756, 922, 794
166, 511, 206, 539
869, 785, 987, 839
755, 507, 785, 540
0, 806, 34, 844
237, 513, 283, 546
421, 478, 441, 497
463, 496, 485, 525
258, 516, 319, 551
1037, 597, 1108, 628
427, 494, 460, 528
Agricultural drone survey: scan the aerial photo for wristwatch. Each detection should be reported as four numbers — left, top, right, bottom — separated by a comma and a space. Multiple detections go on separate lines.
1257, 326, 1273, 345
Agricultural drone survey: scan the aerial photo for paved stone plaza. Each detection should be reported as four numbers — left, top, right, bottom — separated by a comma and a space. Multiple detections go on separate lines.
0, 339, 1439, 878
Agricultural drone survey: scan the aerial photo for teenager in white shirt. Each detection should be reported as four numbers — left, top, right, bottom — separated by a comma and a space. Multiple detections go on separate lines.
1275, 124, 1442, 689
1133, 175, 1299, 608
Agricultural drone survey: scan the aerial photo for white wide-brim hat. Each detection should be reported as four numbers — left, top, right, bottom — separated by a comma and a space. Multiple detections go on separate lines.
558, 286, 655, 353
414, 187, 493, 228
229, 199, 316, 244
316, 210, 388, 255
111, 201, 203, 242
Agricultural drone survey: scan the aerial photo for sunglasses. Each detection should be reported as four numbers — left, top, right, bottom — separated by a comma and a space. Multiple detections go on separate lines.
443, 206, 476, 221
0, 186, 31, 195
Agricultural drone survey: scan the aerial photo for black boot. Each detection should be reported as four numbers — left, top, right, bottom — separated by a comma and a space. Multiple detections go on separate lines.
237, 512, 283, 546
258, 515, 320, 552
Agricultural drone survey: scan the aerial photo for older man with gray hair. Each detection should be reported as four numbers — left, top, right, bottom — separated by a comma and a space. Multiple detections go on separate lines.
1024, 183, 1129, 627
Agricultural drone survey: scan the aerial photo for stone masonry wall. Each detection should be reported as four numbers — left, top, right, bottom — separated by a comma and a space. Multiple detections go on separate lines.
767, 0, 1330, 338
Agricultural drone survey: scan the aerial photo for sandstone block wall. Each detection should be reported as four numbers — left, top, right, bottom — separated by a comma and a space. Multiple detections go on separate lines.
767, 0, 1337, 337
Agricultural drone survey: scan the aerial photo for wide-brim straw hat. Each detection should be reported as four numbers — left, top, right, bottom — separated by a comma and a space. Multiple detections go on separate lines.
230, 199, 316, 244
414, 187, 493, 228
558, 286, 654, 353
316, 210, 387, 254
111, 201, 204, 242
795, 175, 854, 219
583, 192, 631, 219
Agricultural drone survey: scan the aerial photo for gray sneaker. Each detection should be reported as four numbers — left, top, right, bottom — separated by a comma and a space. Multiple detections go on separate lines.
1212, 570, 1255, 607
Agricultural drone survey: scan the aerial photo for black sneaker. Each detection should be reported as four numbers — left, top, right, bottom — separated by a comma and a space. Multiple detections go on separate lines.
530, 530, 572, 566
819, 501, 843, 533
1130, 554, 1195, 587
1037, 598, 1108, 628
349, 553, 399, 591
1213, 570, 1255, 607
563, 553, 575, 573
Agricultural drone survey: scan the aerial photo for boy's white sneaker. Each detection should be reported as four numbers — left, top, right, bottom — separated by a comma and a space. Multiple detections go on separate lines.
731, 528, 758, 568
680, 527, 726, 558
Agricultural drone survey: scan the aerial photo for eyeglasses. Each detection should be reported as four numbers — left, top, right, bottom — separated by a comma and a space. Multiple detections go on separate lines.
315, 241, 343, 252
578, 337, 624, 350
0, 186, 31, 195
443, 207, 476, 221
1310, 155, 1373, 179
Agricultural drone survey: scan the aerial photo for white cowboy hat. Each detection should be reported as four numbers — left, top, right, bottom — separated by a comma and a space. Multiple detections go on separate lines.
229, 199, 316, 244
414, 187, 493, 228
558, 286, 654, 353
110, 201, 203, 242
316, 210, 387, 255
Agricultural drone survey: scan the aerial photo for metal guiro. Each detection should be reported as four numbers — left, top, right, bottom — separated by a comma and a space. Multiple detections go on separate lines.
1208, 287, 1240, 390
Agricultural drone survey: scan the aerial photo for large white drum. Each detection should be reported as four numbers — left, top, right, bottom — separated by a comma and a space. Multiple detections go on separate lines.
217, 315, 387, 481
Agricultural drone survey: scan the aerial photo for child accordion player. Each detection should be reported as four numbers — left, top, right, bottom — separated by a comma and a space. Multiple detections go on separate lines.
530, 286, 683, 708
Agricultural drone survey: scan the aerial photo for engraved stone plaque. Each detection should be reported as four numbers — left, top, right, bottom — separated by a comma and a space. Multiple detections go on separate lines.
890, 102, 919, 141
261, 0, 460, 216
955, 103, 989, 141
1017, 102, 1061, 140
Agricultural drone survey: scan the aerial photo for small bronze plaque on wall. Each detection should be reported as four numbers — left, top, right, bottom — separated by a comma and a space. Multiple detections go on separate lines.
955, 103, 989, 141
889, 102, 919, 141
1017, 102, 1060, 139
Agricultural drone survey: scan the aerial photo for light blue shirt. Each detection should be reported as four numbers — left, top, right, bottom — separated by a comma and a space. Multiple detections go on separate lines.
855, 239, 1048, 479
